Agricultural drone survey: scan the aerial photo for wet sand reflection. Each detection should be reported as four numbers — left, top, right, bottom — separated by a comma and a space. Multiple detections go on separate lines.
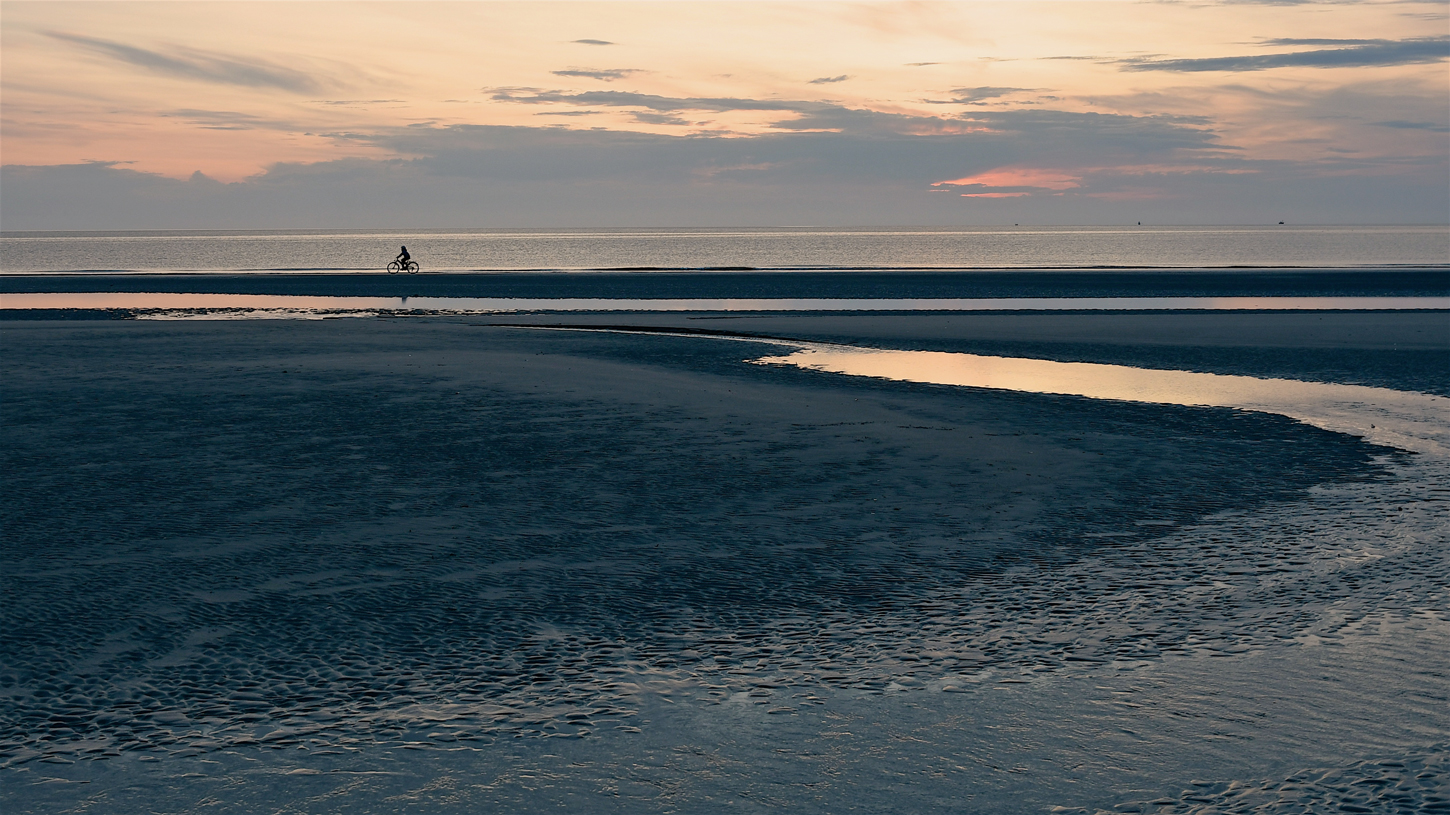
754, 346, 1450, 458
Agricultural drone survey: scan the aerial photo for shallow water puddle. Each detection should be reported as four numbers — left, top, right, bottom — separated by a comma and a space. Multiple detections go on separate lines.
4, 291, 1447, 315
754, 346, 1450, 457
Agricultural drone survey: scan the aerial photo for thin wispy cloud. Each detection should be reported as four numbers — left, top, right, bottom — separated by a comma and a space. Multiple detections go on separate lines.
161, 109, 299, 132
488, 89, 954, 135
43, 31, 325, 93
1261, 38, 1388, 46
484, 88, 1223, 144
551, 68, 643, 82
490, 88, 810, 113
1121, 37, 1449, 72
809, 75, 852, 84
1373, 119, 1450, 133
934, 167, 1082, 195
572, 39, 614, 46
630, 111, 691, 126
949, 86, 1033, 103
1211, 0, 1352, 5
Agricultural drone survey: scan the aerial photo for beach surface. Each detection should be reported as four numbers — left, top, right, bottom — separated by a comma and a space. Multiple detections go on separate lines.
2, 311, 1447, 813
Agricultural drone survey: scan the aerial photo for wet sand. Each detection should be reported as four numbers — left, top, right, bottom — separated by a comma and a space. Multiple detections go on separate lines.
2, 312, 1446, 813
5, 268, 1446, 298
484, 309, 1450, 396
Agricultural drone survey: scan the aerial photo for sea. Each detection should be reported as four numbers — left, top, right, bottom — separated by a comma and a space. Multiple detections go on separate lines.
2, 224, 1447, 274
2, 224, 1446, 314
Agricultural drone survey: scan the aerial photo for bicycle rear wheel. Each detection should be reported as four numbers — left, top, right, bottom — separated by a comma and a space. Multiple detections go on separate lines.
386, 261, 402, 274
405, 261, 420, 274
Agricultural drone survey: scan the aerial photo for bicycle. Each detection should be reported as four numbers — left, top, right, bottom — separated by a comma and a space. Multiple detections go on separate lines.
387, 260, 420, 274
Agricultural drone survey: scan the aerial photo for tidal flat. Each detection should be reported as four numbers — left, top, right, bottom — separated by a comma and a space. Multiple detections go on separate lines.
1, 311, 1446, 813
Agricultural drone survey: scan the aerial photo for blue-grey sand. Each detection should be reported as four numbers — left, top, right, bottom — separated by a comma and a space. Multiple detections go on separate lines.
2, 300, 1447, 813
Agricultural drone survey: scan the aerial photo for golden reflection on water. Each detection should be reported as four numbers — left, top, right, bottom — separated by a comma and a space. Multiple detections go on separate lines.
754, 347, 1450, 459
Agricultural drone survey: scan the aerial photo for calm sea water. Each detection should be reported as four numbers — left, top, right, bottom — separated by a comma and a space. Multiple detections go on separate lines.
2, 225, 1446, 273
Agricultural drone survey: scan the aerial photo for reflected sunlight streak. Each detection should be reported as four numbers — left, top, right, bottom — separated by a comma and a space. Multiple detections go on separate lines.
753, 346, 1450, 458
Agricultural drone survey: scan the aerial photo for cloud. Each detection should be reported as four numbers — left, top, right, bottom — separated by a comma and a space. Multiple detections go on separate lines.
484, 88, 1224, 147
1372, 119, 1450, 133
630, 112, 691, 126
808, 75, 852, 84
160, 109, 299, 131
1261, 38, 1387, 46
491, 88, 1000, 136
1206, 0, 1370, 5
938, 86, 1038, 105
572, 39, 614, 46
489, 88, 972, 135
906, 62, 940, 67
43, 31, 325, 92
1121, 37, 1449, 72
950, 86, 1024, 100
550, 68, 643, 82
934, 167, 1083, 194
693, 161, 783, 179
6, 121, 1444, 229
14, 80, 1439, 229
489, 88, 812, 114
369, 106, 1225, 185
966, 110, 1218, 153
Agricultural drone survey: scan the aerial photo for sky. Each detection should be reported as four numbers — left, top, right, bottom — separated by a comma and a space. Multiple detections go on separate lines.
2, 0, 1447, 228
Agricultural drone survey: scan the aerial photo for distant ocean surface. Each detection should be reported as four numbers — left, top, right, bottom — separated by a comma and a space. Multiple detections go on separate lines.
2, 225, 1446, 274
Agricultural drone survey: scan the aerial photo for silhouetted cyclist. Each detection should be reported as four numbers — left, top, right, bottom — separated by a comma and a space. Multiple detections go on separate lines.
396, 245, 411, 266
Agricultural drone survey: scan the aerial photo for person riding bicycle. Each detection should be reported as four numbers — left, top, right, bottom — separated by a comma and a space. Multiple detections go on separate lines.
395, 246, 411, 267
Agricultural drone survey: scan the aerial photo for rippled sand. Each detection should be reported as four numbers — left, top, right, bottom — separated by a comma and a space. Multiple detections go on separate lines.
2, 313, 1445, 813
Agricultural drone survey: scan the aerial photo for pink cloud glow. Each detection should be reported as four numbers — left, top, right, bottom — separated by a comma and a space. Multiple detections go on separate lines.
933, 167, 1082, 191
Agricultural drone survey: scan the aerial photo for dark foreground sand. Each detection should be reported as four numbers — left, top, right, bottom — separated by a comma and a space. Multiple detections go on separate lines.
2, 312, 1446, 813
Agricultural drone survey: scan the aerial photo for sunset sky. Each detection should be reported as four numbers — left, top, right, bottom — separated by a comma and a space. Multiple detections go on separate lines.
2, 1, 1447, 228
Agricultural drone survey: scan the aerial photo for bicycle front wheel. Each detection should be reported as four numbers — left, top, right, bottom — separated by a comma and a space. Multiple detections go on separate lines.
386, 261, 402, 274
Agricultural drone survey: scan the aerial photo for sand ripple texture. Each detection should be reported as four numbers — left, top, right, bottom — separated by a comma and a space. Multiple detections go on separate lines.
1098, 746, 1450, 814
1, 320, 1446, 811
